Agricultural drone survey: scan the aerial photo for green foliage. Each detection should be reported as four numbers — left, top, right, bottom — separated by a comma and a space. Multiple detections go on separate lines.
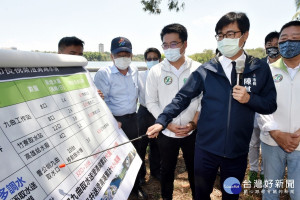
188, 48, 266, 63
245, 48, 266, 59
141, 0, 162, 14
189, 49, 215, 63
83, 52, 111, 61
292, 11, 300, 20
141, 0, 184, 14
168, 0, 185, 12
132, 54, 145, 61
32, 50, 57, 54
296, 0, 300, 10
293, 0, 300, 20
33, 48, 266, 62
83, 52, 145, 61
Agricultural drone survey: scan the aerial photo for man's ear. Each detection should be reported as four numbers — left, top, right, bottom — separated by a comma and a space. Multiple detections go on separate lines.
184, 40, 187, 49
243, 31, 249, 41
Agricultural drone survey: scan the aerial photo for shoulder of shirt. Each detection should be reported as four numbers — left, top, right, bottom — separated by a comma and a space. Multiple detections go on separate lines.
147, 62, 163, 80
95, 66, 110, 79
96, 65, 112, 73
149, 61, 163, 72
129, 66, 139, 77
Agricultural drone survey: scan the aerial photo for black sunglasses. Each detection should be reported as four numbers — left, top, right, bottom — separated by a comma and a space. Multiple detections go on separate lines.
146, 58, 159, 61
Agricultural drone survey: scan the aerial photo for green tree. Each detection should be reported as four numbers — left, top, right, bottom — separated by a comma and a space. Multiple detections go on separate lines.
83, 52, 112, 61
293, 0, 300, 20
132, 54, 145, 61
141, 0, 185, 14
245, 48, 266, 59
188, 48, 266, 63
189, 49, 215, 63
82, 52, 146, 61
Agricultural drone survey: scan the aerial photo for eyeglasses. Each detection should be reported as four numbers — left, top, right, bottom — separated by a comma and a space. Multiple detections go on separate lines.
215, 31, 242, 41
161, 41, 182, 50
146, 58, 159, 61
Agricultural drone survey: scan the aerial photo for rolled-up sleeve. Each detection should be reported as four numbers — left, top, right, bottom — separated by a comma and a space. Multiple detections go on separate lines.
257, 114, 279, 133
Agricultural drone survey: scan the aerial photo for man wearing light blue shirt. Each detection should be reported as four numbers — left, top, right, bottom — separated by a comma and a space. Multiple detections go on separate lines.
95, 64, 138, 116
94, 37, 147, 199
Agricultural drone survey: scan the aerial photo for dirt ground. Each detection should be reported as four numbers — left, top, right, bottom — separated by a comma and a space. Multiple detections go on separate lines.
128, 150, 290, 200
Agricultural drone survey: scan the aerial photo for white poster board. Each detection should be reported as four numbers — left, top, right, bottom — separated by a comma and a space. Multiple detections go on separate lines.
0, 50, 141, 200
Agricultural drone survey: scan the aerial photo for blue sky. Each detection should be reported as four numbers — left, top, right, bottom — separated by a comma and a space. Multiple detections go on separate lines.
0, 0, 296, 55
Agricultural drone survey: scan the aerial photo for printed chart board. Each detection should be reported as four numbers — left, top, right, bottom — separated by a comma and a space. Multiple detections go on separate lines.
0, 50, 141, 200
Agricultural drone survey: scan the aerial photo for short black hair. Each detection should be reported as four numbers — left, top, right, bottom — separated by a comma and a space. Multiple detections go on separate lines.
279, 21, 300, 36
160, 23, 188, 42
215, 12, 250, 34
58, 36, 84, 51
144, 48, 161, 60
265, 31, 280, 45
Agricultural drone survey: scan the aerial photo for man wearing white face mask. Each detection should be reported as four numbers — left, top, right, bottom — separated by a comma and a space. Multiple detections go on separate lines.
146, 23, 201, 200
146, 12, 277, 200
94, 37, 147, 199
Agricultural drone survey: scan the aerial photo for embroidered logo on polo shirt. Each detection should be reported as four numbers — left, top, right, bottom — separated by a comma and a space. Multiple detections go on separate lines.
183, 78, 187, 84
164, 76, 172, 85
273, 74, 283, 83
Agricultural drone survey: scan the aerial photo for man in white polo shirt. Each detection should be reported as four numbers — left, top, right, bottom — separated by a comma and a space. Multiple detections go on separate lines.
146, 23, 201, 200
258, 20, 300, 200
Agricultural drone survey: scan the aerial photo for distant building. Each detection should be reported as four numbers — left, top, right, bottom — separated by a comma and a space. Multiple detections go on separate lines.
99, 43, 104, 53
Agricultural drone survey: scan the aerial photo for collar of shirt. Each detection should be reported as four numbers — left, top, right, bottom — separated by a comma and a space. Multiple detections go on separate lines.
111, 65, 132, 76
170, 64, 185, 78
283, 61, 300, 79
163, 56, 188, 71
219, 53, 246, 83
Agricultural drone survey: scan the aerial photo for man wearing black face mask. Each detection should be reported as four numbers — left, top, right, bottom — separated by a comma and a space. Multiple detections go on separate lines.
258, 20, 300, 200
248, 31, 281, 184
261, 31, 281, 64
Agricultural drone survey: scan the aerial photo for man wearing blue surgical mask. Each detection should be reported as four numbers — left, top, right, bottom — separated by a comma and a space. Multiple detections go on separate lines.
146, 12, 277, 200
145, 48, 161, 70
146, 23, 201, 200
94, 37, 148, 199
137, 48, 162, 185
258, 20, 300, 200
